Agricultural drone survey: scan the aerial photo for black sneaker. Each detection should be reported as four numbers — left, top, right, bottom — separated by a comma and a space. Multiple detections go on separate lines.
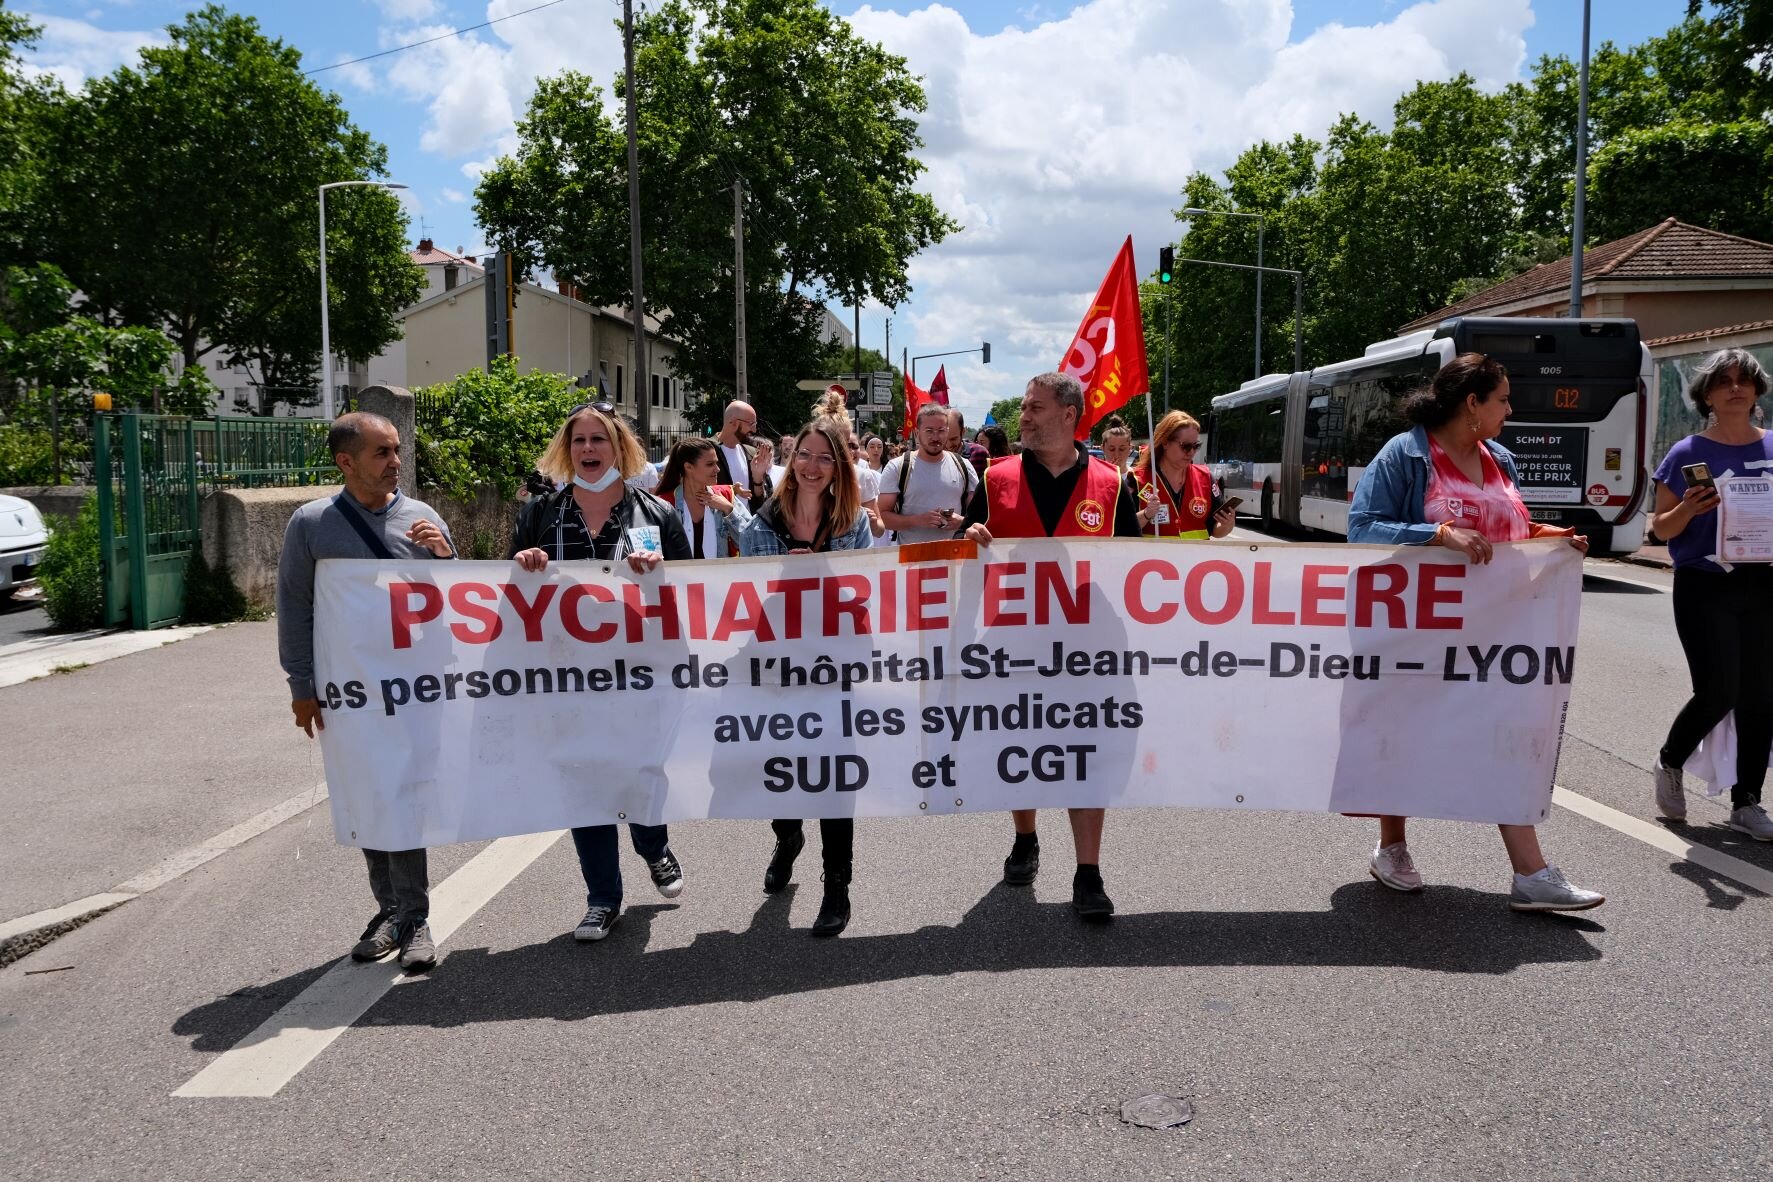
763, 830, 805, 893
1003, 834, 1040, 886
574, 905, 619, 942
350, 908, 399, 962
648, 850, 685, 899
1072, 866, 1114, 922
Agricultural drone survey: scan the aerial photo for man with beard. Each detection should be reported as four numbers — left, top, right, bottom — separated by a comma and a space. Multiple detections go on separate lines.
958, 373, 1141, 921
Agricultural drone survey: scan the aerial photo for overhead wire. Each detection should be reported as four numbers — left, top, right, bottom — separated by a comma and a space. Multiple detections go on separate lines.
305, 0, 576, 76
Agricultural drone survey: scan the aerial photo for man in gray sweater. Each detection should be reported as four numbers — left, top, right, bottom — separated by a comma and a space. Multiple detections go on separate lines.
277, 412, 454, 971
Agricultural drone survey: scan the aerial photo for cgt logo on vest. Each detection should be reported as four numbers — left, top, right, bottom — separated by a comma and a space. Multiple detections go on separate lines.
1074, 498, 1105, 532
1188, 496, 1209, 518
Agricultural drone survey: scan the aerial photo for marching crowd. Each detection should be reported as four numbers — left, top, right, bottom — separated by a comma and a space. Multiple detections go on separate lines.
276, 349, 1773, 972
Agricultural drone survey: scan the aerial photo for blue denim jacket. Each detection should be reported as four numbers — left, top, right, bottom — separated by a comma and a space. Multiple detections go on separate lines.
737, 500, 872, 556
1347, 426, 1521, 546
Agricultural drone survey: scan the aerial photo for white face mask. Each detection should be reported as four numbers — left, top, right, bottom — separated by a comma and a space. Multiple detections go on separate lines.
572, 466, 621, 493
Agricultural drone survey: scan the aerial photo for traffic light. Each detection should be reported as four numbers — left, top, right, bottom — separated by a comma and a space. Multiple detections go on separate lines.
1159, 246, 1174, 285
981, 341, 991, 364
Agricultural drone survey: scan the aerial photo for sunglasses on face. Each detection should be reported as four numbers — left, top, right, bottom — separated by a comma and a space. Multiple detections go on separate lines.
1178, 442, 1201, 454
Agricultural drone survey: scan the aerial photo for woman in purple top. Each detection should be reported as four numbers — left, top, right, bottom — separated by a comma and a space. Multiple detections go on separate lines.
1648, 348, 1773, 841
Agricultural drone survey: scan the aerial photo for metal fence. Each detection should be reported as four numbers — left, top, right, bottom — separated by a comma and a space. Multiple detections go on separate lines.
194, 416, 333, 491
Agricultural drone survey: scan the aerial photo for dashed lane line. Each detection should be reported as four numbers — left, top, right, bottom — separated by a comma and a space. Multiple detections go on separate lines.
1554, 786, 1773, 895
172, 829, 563, 1099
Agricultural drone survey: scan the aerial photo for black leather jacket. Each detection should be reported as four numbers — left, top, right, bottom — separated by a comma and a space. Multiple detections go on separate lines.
508, 485, 692, 561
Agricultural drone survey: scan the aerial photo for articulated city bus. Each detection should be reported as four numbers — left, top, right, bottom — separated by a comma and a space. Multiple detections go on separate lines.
1207, 317, 1655, 555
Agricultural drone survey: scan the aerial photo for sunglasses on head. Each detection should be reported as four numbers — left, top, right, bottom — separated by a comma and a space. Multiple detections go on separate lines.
568, 401, 617, 418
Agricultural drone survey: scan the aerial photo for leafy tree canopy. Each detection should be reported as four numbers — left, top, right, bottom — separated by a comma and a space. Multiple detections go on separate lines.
476, 0, 956, 438
35, 5, 422, 413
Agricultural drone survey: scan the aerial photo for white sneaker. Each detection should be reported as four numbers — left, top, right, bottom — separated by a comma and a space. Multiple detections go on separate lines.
1369, 842, 1424, 892
1728, 804, 1773, 841
1509, 865, 1605, 912
1652, 761, 1687, 820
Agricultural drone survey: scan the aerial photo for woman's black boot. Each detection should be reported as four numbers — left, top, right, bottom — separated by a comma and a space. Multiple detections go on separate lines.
811, 871, 850, 937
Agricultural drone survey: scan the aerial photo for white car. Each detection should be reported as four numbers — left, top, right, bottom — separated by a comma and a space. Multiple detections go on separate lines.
0, 494, 50, 597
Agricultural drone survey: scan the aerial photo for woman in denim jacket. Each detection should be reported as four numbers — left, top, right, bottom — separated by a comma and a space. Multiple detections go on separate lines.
1348, 354, 1601, 913
738, 416, 872, 936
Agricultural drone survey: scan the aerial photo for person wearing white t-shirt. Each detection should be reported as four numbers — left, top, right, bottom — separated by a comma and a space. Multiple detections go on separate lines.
714, 400, 771, 511
878, 401, 978, 544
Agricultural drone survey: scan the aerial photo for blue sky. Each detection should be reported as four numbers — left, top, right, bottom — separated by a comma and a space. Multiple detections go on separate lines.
19, 1, 1692, 416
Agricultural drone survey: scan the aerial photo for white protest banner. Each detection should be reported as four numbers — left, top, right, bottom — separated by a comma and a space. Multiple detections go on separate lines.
312, 539, 1581, 849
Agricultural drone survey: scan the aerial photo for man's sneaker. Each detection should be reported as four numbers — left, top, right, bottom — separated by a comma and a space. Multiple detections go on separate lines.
648, 850, 685, 898
1072, 866, 1114, 922
1369, 842, 1425, 892
1003, 834, 1040, 886
1653, 761, 1687, 820
1509, 865, 1605, 912
398, 921, 437, 971
574, 905, 619, 942
763, 830, 805, 894
350, 909, 400, 962
1728, 803, 1773, 841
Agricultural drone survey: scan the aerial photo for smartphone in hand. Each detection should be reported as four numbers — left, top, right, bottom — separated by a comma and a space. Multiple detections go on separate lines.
1219, 496, 1244, 514
1682, 462, 1715, 490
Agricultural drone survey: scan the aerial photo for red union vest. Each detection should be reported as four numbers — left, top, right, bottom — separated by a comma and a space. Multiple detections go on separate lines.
985, 452, 1125, 538
1130, 463, 1214, 540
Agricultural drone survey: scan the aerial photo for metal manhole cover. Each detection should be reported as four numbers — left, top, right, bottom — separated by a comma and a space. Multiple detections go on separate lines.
1120, 1094, 1194, 1129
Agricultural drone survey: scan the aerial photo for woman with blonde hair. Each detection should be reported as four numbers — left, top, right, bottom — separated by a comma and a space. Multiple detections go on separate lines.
739, 417, 872, 935
655, 437, 749, 559
508, 400, 693, 944
1128, 410, 1235, 540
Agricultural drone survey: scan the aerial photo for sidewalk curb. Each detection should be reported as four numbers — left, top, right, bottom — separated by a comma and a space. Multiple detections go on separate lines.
0, 893, 136, 969
0, 782, 328, 970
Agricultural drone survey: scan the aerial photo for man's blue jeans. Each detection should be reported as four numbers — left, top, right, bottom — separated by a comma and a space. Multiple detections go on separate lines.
571, 823, 669, 909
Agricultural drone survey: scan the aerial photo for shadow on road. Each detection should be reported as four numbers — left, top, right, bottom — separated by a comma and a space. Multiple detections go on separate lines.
1580, 574, 1663, 596
173, 880, 1604, 1049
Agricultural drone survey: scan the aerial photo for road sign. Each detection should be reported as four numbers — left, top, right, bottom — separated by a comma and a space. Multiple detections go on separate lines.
870, 371, 895, 406
795, 378, 862, 392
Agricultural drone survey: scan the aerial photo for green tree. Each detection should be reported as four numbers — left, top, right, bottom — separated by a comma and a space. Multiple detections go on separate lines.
986, 397, 1022, 442
36, 6, 421, 413
413, 357, 584, 501
476, 0, 956, 438
1587, 119, 1773, 243
0, 7, 61, 269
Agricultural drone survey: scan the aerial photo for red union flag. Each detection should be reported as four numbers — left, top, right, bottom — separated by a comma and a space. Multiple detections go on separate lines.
1059, 235, 1150, 439
928, 365, 950, 406
901, 374, 931, 439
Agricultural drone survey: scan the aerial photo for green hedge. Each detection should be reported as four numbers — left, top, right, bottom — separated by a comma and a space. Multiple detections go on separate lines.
36, 493, 103, 630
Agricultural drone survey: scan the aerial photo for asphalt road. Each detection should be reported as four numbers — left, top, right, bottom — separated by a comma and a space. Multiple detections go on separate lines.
1, 545, 1767, 1181
0, 590, 49, 647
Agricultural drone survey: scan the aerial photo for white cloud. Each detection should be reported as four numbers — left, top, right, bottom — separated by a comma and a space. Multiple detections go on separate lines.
366, 0, 1532, 419
16, 12, 162, 89
440, 187, 468, 204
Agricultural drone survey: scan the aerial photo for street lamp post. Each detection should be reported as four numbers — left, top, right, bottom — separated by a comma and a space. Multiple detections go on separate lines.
1180, 207, 1265, 379
1177, 257, 1304, 375
319, 180, 407, 420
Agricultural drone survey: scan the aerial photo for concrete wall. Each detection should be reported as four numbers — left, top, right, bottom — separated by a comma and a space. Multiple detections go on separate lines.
198, 483, 518, 607
2, 485, 90, 521
357, 385, 416, 499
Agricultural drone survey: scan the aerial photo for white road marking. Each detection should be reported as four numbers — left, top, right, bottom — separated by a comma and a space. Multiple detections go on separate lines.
172, 829, 563, 1099
2, 784, 330, 963
1554, 786, 1773, 895
0, 893, 134, 945
116, 785, 331, 895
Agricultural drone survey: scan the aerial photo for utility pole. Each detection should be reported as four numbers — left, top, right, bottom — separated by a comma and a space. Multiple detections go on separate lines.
853, 297, 862, 382
733, 176, 747, 400
1568, 0, 1592, 318
623, 0, 650, 439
